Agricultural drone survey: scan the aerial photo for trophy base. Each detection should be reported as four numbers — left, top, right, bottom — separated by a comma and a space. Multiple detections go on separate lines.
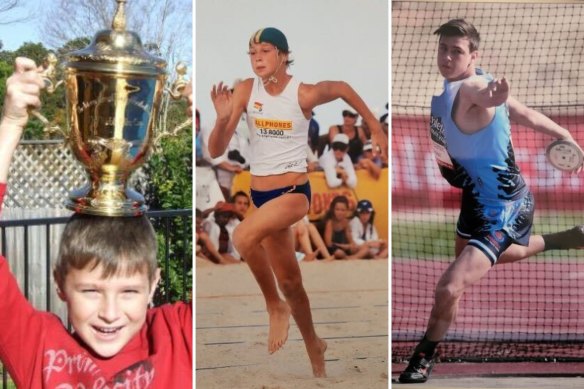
66, 185, 147, 217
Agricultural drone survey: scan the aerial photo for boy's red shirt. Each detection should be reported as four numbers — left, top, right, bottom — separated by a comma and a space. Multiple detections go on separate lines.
0, 183, 192, 388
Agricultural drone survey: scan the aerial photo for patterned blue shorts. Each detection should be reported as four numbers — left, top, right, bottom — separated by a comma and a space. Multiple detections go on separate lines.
456, 191, 535, 264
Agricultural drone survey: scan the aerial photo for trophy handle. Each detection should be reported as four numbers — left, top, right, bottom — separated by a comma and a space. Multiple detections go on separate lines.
167, 61, 188, 100
153, 117, 193, 145
29, 53, 68, 139
154, 61, 192, 145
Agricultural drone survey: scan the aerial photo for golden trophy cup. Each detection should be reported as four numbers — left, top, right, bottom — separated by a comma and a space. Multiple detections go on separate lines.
33, 0, 190, 216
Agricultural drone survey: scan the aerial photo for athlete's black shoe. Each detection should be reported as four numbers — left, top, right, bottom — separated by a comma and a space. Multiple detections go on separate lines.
398, 353, 436, 383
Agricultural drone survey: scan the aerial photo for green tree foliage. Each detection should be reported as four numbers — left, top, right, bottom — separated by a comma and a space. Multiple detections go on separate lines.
144, 99, 193, 303
57, 37, 91, 56
13, 42, 49, 64
146, 100, 193, 210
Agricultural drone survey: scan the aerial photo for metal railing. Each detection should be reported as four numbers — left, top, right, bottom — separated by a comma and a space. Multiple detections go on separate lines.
0, 209, 192, 388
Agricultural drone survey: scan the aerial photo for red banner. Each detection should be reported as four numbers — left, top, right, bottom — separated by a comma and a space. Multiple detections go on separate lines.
392, 115, 584, 209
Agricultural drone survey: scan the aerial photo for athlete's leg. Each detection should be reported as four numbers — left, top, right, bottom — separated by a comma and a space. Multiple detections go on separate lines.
454, 235, 467, 257
426, 241, 492, 341
541, 225, 584, 249
262, 224, 327, 377
498, 235, 544, 264
400, 237, 492, 383
498, 226, 584, 264
246, 240, 291, 353
232, 206, 297, 354
232, 193, 310, 355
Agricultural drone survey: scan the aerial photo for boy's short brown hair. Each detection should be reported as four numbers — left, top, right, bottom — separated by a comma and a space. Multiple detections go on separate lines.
434, 19, 481, 52
54, 214, 158, 287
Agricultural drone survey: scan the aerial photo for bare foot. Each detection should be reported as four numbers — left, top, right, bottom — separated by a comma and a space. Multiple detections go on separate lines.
308, 337, 327, 377
268, 301, 291, 354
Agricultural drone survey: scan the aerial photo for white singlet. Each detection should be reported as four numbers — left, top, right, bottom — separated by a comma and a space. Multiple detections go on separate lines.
246, 76, 310, 176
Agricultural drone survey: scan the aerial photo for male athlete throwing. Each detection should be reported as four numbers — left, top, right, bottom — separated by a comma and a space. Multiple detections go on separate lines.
399, 19, 584, 384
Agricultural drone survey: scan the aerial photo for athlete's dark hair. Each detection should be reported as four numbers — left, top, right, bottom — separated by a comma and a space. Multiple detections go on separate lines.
434, 19, 480, 52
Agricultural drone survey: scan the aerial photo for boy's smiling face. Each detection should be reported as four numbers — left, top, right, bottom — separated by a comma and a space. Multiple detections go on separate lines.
58, 263, 160, 358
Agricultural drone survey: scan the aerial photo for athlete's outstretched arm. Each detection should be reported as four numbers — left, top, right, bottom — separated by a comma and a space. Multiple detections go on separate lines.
460, 77, 510, 109
508, 97, 576, 140
299, 81, 388, 159
508, 96, 583, 172
208, 79, 250, 158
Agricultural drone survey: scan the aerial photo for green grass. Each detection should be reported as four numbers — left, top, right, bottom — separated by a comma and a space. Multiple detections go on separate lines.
392, 219, 455, 259
0, 364, 16, 389
392, 211, 584, 261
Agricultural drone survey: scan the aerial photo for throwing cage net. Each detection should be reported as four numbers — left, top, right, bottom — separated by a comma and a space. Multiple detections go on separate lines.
392, 0, 584, 362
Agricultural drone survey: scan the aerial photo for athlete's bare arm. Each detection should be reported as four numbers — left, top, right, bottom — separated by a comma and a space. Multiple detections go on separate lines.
508, 96, 584, 172
208, 78, 252, 158
463, 77, 510, 108
455, 77, 509, 133
299, 81, 388, 158
507, 97, 578, 142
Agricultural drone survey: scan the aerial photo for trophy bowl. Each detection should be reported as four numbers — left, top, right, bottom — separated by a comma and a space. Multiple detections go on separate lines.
64, 45, 166, 217
32, 0, 190, 216
54, 0, 169, 216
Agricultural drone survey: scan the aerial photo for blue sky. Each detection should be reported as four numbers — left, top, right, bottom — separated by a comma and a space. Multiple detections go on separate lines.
0, 0, 43, 51
196, 0, 389, 134
0, 0, 193, 60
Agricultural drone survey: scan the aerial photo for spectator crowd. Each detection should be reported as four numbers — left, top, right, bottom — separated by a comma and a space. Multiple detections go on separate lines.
196, 100, 389, 264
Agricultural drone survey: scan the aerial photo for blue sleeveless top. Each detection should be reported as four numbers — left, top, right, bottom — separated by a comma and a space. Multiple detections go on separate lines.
430, 68, 528, 204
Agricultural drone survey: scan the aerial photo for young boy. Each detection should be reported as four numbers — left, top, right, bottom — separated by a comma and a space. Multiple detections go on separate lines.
399, 19, 584, 384
0, 57, 192, 388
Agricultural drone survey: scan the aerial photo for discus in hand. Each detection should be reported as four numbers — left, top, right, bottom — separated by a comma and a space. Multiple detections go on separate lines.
546, 139, 584, 172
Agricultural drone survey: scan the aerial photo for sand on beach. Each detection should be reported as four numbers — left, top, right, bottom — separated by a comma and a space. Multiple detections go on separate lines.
196, 258, 388, 389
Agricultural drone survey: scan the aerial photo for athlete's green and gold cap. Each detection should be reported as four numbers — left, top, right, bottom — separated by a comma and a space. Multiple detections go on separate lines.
249, 27, 289, 52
